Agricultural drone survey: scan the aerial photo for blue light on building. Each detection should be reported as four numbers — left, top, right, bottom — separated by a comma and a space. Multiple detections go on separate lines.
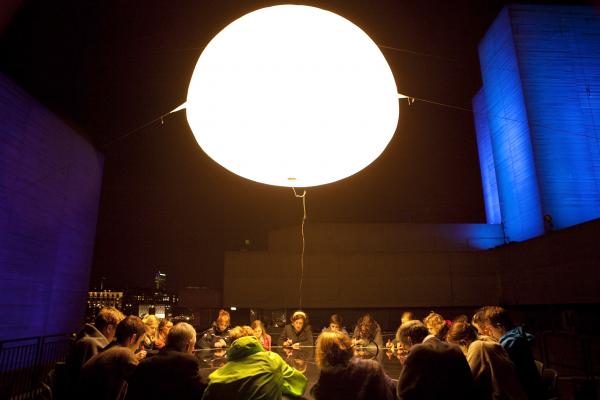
474, 5, 600, 241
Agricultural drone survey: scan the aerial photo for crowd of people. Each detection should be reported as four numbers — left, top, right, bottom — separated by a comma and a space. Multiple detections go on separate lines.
55, 305, 547, 400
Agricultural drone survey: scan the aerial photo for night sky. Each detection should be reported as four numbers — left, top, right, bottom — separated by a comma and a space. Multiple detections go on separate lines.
1, 0, 594, 291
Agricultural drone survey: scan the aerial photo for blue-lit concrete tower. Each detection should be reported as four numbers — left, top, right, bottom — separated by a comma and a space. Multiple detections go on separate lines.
474, 5, 600, 242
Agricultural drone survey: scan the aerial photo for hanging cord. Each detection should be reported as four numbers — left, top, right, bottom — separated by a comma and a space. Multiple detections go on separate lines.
292, 187, 307, 309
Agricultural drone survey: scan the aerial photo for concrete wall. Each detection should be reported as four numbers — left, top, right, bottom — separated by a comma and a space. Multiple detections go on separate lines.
0, 74, 103, 340
224, 220, 600, 309
225, 223, 504, 309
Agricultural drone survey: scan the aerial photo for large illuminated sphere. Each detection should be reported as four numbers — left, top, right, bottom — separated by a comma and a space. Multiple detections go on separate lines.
186, 5, 399, 187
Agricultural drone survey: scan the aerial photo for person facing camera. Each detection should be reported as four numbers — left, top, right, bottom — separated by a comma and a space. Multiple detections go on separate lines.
311, 331, 396, 400
322, 314, 349, 335
199, 309, 232, 349
251, 319, 272, 351
352, 314, 383, 348
278, 311, 314, 348
202, 326, 308, 399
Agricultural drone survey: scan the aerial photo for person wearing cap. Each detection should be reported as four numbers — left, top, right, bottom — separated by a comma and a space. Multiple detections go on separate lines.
278, 311, 313, 348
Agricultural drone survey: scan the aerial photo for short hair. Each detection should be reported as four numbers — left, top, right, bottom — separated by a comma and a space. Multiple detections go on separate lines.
472, 307, 488, 326
401, 311, 414, 323
446, 322, 478, 346
115, 316, 146, 345
229, 325, 255, 341
291, 311, 307, 322
315, 331, 353, 370
423, 311, 446, 336
166, 322, 196, 352
216, 309, 230, 324
397, 320, 429, 346
95, 307, 125, 330
485, 306, 514, 330
329, 314, 343, 326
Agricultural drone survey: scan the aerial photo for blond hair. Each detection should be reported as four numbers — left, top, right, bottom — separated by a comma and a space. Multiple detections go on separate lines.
229, 325, 255, 341
423, 311, 446, 336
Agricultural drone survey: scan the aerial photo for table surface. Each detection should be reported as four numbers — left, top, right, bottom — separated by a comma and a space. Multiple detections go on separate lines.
194, 344, 403, 399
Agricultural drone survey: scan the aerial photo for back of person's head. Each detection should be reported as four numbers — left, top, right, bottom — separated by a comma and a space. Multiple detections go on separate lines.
453, 314, 469, 324
166, 322, 196, 352
397, 320, 429, 346
115, 316, 146, 345
446, 322, 478, 347
423, 311, 446, 336
95, 307, 125, 331
315, 331, 353, 370
485, 306, 513, 330
229, 325, 255, 341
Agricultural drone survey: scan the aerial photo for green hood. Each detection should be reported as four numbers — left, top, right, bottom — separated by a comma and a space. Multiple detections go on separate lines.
227, 335, 265, 361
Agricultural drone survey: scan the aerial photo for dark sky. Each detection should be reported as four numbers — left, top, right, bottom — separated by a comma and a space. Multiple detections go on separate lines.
2, 0, 593, 291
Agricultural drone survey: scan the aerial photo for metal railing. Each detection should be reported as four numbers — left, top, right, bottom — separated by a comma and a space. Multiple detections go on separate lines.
0, 334, 71, 400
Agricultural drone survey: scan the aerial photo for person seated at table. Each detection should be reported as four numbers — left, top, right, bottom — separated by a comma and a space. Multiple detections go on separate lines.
153, 318, 173, 349
142, 315, 159, 351
278, 310, 314, 348
396, 320, 477, 400
199, 309, 231, 349
126, 322, 206, 400
387, 311, 415, 351
311, 331, 396, 400
202, 326, 308, 399
321, 314, 348, 335
251, 319, 272, 351
481, 306, 544, 400
79, 316, 147, 400
423, 311, 450, 341
447, 322, 526, 400
352, 314, 383, 348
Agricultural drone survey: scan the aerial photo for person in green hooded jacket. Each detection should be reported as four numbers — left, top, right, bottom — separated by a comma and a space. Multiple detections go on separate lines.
202, 326, 307, 399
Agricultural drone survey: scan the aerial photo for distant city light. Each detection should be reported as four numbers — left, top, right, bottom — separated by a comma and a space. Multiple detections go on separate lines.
186, 5, 399, 187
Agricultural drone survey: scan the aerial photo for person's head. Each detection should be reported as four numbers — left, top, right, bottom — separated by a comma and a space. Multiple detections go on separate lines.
315, 331, 353, 370
423, 311, 446, 337
166, 322, 196, 353
291, 311, 307, 333
215, 309, 230, 332
229, 325, 255, 341
483, 306, 513, 341
401, 311, 414, 325
142, 315, 159, 338
453, 314, 469, 324
471, 307, 489, 335
328, 314, 343, 331
95, 307, 125, 341
115, 316, 146, 350
250, 320, 267, 338
356, 314, 378, 339
158, 318, 173, 336
446, 322, 478, 355
396, 320, 429, 350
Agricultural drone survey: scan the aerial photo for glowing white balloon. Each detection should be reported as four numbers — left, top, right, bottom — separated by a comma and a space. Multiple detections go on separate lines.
186, 5, 399, 187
